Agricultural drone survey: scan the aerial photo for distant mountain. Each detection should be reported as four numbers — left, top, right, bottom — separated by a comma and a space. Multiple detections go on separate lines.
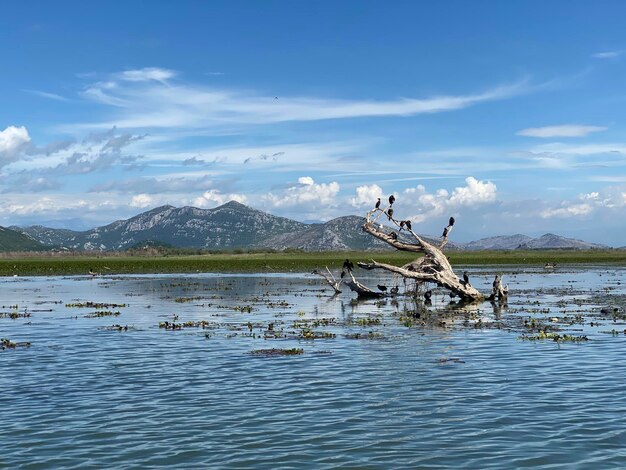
14, 202, 307, 251
516, 233, 608, 250
11, 202, 610, 252
259, 216, 391, 251
9, 225, 83, 248
0, 226, 46, 252
462, 234, 534, 251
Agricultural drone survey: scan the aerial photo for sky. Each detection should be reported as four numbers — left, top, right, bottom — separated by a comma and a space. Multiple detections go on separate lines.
1, 1, 626, 245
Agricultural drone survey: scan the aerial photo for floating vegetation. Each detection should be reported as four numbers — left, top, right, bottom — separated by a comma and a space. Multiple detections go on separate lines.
0, 312, 31, 319
1, 338, 31, 350
344, 332, 385, 340
520, 331, 589, 343
98, 324, 135, 331
299, 329, 336, 340
351, 317, 382, 326
292, 318, 336, 329
249, 348, 304, 356
174, 296, 202, 303
66, 302, 126, 309
85, 310, 121, 318
159, 320, 212, 330
438, 357, 465, 364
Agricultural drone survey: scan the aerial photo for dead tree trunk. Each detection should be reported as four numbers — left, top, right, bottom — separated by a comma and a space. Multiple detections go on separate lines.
312, 266, 343, 294
357, 206, 484, 301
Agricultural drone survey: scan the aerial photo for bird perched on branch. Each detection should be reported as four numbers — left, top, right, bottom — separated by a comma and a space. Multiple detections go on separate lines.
343, 259, 354, 272
390, 285, 399, 295
375, 198, 381, 209
442, 227, 449, 238
388, 194, 396, 206
424, 290, 432, 301
390, 232, 398, 240
387, 208, 394, 220
449, 216, 455, 226
377, 284, 387, 292
405, 220, 412, 231
399, 220, 405, 231
462, 271, 470, 286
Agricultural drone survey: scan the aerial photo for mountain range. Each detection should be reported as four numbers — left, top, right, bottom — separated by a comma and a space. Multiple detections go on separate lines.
1, 200, 613, 252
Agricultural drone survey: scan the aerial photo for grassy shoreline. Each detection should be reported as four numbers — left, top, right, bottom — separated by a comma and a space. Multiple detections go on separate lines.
0, 250, 625, 276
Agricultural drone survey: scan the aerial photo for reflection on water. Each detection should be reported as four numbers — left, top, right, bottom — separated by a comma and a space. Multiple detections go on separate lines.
1, 267, 626, 468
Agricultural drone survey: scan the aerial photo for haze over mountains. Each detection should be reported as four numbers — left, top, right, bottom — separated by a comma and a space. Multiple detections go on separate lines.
1, 201, 613, 252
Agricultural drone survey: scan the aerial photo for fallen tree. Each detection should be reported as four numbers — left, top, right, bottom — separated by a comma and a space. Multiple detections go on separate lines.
322, 196, 507, 303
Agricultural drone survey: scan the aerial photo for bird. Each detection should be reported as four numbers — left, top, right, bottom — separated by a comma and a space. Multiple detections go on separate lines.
387, 208, 394, 220
341, 270, 346, 278
405, 220, 412, 231
390, 286, 399, 295
449, 216, 455, 226
399, 220, 405, 231
442, 227, 449, 238
388, 194, 396, 206
390, 232, 398, 240
343, 259, 354, 272
375, 198, 381, 209
463, 272, 470, 286
493, 275, 499, 288
424, 290, 432, 301
377, 284, 387, 292
274, 96, 278, 100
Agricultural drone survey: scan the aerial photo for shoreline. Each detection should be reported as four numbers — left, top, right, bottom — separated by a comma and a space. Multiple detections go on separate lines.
0, 250, 624, 277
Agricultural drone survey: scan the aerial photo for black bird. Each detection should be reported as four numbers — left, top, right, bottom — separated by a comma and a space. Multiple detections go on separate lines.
387, 208, 394, 220
406, 265, 416, 272
375, 198, 381, 209
388, 194, 396, 206
424, 290, 432, 301
377, 284, 387, 292
343, 259, 354, 272
442, 227, 449, 238
390, 232, 398, 240
405, 220, 412, 231
341, 270, 346, 278
390, 285, 399, 295
492, 275, 499, 288
463, 271, 470, 286
449, 216, 455, 226
399, 220, 405, 231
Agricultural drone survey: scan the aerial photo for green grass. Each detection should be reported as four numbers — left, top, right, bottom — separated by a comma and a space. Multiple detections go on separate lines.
0, 250, 625, 277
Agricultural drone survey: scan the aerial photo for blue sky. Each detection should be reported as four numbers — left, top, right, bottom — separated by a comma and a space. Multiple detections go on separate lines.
1, 1, 626, 244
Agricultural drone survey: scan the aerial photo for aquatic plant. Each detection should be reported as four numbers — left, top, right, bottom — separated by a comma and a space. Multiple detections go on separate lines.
249, 348, 304, 356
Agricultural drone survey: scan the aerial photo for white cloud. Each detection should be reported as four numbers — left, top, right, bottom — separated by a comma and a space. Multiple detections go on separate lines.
69, 69, 529, 131
130, 194, 154, 208
115, 67, 176, 83
540, 203, 593, 218
517, 124, 607, 138
0, 126, 31, 166
193, 189, 247, 208
351, 184, 384, 207
22, 89, 68, 101
351, 177, 497, 224
592, 50, 623, 59
263, 177, 340, 208
449, 176, 497, 206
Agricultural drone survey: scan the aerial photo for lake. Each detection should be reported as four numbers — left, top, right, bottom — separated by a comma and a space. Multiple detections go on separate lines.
2, 266, 626, 468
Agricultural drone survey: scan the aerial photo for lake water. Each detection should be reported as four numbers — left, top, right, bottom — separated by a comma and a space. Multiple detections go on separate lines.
2, 266, 626, 468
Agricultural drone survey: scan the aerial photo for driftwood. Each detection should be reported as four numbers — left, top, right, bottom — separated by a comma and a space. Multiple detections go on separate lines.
312, 266, 343, 294
489, 274, 508, 301
355, 205, 484, 301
